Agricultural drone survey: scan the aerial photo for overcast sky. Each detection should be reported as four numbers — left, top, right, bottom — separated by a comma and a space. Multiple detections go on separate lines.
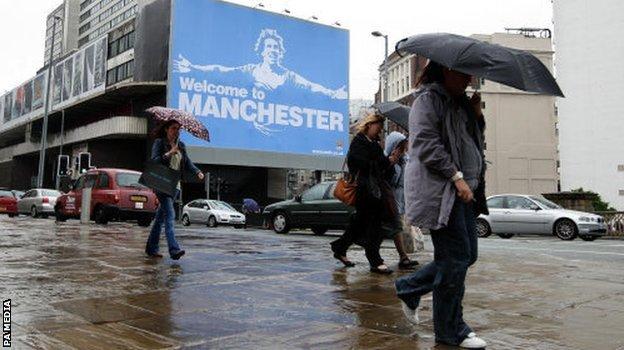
0, 0, 552, 100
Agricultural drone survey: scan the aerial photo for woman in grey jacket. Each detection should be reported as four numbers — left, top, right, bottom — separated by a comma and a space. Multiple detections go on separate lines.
394, 61, 489, 349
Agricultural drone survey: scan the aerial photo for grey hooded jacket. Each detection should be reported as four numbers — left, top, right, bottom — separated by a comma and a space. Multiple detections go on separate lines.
405, 83, 488, 230
384, 131, 407, 215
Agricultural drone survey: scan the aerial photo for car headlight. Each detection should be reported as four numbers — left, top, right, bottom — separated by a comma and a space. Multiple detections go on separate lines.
578, 217, 590, 222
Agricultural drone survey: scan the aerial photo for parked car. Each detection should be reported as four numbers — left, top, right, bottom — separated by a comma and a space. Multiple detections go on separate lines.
0, 189, 18, 217
182, 199, 246, 228
262, 181, 354, 235
17, 188, 62, 218
55, 168, 158, 226
476, 194, 606, 241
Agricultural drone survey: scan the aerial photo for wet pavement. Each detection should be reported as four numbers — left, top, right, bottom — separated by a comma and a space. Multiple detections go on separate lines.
1, 215, 624, 349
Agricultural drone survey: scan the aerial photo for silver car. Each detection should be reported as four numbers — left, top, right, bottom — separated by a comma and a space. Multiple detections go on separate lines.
476, 194, 606, 241
182, 199, 246, 228
17, 189, 62, 218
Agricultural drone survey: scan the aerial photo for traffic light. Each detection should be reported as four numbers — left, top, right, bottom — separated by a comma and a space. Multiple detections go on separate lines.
78, 152, 91, 174
57, 155, 70, 176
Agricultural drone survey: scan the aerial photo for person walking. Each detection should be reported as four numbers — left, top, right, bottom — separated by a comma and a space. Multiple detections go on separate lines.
394, 61, 489, 349
145, 120, 204, 260
383, 131, 419, 270
330, 113, 399, 274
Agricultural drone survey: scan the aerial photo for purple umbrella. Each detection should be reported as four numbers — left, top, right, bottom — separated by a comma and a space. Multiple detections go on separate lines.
146, 106, 210, 142
243, 198, 261, 213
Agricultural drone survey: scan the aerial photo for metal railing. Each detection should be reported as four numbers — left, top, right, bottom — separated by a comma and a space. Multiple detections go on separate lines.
594, 211, 624, 237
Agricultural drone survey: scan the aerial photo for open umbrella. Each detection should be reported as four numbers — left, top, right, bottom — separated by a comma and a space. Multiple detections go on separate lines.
146, 106, 210, 142
242, 198, 261, 213
396, 33, 564, 97
373, 101, 410, 131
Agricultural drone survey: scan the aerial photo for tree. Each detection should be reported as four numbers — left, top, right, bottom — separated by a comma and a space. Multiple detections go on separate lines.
571, 188, 616, 211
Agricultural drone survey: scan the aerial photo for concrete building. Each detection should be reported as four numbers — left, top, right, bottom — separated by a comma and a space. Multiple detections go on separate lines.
0, 0, 348, 208
376, 31, 559, 197
553, 0, 624, 209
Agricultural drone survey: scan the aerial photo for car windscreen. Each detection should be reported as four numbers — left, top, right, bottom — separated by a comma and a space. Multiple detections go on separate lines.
209, 201, 235, 211
42, 190, 61, 197
529, 196, 561, 209
0, 190, 13, 197
116, 173, 147, 188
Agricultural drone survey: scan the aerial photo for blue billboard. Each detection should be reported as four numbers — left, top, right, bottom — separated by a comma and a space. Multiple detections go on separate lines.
168, 0, 349, 157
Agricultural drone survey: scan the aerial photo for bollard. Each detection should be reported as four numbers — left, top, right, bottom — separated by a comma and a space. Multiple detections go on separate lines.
80, 187, 92, 224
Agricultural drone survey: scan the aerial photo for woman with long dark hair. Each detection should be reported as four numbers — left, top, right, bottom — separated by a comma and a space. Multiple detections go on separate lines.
394, 61, 489, 348
145, 120, 204, 260
330, 113, 400, 274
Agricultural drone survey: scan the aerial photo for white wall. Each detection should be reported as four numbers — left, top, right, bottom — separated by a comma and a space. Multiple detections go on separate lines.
554, 0, 624, 209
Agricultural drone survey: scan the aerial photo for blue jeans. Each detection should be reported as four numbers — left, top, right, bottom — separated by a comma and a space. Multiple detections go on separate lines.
395, 200, 478, 345
146, 191, 182, 257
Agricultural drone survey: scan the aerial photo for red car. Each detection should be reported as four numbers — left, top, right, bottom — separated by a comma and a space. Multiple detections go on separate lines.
55, 168, 158, 226
0, 189, 18, 217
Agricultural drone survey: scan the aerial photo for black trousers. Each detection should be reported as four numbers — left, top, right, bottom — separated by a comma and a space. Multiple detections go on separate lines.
331, 195, 385, 267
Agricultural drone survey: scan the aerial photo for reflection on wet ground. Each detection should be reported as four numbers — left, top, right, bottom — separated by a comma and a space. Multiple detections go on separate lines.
1, 215, 624, 349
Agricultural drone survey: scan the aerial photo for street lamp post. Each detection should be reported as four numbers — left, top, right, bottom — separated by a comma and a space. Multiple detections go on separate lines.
37, 16, 61, 188
371, 31, 389, 134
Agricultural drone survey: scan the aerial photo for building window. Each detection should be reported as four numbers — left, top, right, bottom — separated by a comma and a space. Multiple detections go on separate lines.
481, 101, 486, 109
480, 77, 486, 85
618, 165, 624, 172
79, 10, 91, 22
106, 59, 134, 85
619, 190, 624, 196
79, 23, 91, 35
80, 0, 95, 11
108, 30, 135, 58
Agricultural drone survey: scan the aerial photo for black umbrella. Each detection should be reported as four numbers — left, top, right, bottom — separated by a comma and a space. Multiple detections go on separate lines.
396, 33, 564, 97
373, 101, 410, 131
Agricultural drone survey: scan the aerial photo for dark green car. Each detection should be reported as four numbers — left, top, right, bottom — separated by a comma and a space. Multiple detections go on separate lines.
262, 181, 354, 235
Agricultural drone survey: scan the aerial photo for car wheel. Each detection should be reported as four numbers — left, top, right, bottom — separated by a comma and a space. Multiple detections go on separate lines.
580, 235, 598, 242
181, 214, 191, 226
8, 213, 16, 218
497, 233, 514, 239
94, 206, 109, 225
311, 226, 328, 236
554, 219, 577, 240
272, 212, 290, 234
207, 215, 218, 228
137, 218, 152, 227
475, 219, 492, 238
31, 206, 39, 218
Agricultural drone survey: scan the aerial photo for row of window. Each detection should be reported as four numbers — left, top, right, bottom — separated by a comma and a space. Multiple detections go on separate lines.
80, 0, 97, 11
82, 0, 125, 28
79, 5, 137, 47
108, 31, 135, 58
106, 60, 134, 85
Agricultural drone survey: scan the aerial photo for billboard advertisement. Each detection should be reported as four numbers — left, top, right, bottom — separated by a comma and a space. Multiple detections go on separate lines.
168, 0, 349, 157
53, 35, 107, 110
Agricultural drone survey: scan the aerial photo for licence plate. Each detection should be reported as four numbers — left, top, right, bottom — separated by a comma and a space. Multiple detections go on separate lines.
131, 195, 147, 202
135, 202, 144, 209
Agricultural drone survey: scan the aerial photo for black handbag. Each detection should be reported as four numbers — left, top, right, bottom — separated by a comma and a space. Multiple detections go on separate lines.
139, 161, 181, 197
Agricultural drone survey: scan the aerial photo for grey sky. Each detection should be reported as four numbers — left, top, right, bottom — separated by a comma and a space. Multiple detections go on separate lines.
0, 0, 552, 100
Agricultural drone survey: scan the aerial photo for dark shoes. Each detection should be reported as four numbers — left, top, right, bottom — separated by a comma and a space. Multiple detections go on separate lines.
146, 251, 163, 258
333, 253, 355, 267
398, 258, 419, 270
370, 264, 393, 274
171, 250, 186, 260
